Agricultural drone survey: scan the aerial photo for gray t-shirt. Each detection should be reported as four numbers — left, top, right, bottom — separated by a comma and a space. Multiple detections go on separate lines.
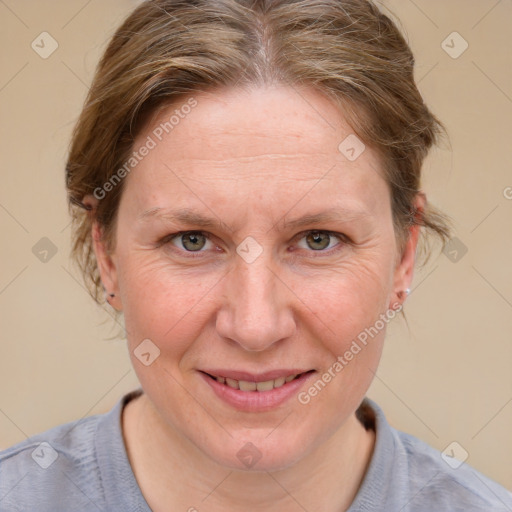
1, 388, 511, 511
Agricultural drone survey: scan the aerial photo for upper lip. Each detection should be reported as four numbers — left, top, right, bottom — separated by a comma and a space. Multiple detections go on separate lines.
200, 369, 313, 382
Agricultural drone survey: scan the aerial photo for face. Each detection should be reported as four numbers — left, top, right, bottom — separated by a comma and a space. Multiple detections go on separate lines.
94, 85, 419, 471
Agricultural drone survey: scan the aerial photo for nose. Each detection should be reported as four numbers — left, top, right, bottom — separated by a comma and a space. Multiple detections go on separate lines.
215, 255, 296, 352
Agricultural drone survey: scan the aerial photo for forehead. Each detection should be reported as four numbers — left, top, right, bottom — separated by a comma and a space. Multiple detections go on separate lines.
141, 85, 369, 164
126, 85, 389, 215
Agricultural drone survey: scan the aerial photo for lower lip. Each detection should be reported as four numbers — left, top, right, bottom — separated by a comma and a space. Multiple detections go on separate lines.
200, 371, 315, 412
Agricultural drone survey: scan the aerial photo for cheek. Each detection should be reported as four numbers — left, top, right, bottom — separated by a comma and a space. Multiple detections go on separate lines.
291, 250, 395, 352
294, 258, 392, 422
117, 230, 396, 370
117, 253, 225, 355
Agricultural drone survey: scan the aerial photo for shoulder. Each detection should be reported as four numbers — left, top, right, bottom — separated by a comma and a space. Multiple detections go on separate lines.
0, 412, 103, 512
353, 398, 512, 512
396, 428, 512, 511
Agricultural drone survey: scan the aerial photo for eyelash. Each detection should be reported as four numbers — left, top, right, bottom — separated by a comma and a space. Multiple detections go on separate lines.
159, 230, 349, 259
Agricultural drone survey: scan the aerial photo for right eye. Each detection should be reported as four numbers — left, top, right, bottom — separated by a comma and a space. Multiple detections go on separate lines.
167, 231, 213, 253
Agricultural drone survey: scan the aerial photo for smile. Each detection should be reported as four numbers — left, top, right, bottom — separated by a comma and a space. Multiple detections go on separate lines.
200, 370, 316, 411
204, 372, 309, 392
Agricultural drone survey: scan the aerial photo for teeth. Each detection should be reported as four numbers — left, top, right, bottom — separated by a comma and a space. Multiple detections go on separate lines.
239, 380, 257, 391
273, 377, 286, 387
215, 374, 300, 391
256, 380, 274, 391
226, 378, 239, 389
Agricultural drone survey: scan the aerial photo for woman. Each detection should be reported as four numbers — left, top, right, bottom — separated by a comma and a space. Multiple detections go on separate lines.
1, 0, 511, 510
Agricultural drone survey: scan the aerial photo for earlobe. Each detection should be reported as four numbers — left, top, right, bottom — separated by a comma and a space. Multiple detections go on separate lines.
391, 193, 425, 307
91, 220, 121, 311
82, 194, 122, 310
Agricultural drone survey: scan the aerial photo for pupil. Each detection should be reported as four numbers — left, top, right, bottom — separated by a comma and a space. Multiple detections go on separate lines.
183, 233, 205, 251
307, 231, 329, 250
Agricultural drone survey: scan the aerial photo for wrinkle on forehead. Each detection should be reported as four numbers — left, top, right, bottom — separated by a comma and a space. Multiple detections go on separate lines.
124, 85, 391, 229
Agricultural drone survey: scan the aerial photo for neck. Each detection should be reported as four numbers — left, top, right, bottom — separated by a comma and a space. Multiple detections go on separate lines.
122, 393, 375, 512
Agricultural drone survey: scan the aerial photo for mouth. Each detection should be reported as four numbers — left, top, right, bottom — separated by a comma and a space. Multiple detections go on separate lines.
199, 369, 316, 411
201, 370, 314, 392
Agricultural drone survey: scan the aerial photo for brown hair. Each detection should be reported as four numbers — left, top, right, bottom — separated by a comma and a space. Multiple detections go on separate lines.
66, 0, 451, 303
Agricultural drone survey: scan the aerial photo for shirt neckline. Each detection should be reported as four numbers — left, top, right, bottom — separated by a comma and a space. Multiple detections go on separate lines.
95, 387, 150, 511
346, 397, 397, 511
95, 389, 394, 511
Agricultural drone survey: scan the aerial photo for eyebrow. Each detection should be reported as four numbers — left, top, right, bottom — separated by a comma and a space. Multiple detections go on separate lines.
138, 207, 222, 228
137, 206, 370, 231
281, 209, 369, 230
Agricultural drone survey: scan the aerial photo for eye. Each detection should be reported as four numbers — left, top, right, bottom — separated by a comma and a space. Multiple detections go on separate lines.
169, 231, 213, 252
296, 230, 343, 252
161, 229, 346, 257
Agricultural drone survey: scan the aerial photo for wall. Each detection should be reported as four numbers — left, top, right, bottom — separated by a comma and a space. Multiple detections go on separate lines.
0, 0, 511, 489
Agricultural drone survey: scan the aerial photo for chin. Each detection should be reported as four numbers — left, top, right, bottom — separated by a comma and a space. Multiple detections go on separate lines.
201, 432, 311, 473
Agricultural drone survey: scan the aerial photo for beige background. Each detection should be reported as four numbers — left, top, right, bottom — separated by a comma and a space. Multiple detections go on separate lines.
1, 0, 511, 490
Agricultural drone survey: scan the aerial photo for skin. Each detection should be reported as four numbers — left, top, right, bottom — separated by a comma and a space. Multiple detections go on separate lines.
86, 84, 422, 511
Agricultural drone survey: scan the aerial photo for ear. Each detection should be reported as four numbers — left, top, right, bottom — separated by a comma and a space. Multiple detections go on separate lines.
390, 192, 425, 307
83, 195, 122, 311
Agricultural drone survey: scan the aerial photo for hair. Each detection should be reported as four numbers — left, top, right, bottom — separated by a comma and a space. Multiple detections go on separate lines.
65, 0, 451, 304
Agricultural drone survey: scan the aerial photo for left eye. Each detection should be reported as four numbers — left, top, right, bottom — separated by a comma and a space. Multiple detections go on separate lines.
297, 231, 342, 251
